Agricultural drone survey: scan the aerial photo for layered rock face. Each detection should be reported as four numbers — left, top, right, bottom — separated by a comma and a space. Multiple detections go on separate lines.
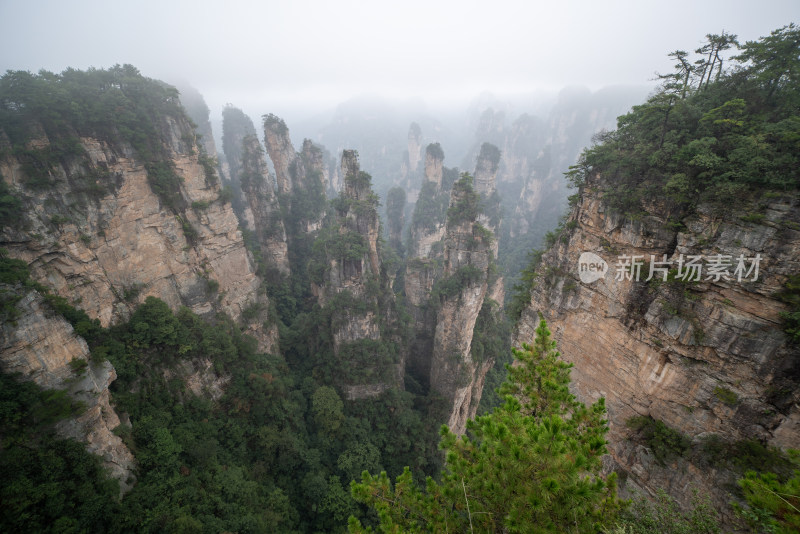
403, 143, 505, 415
407, 143, 448, 259
404, 144, 451, 385
514, 173, 800, 518
0, 73, 285, 502
263, 115, 329, 233
0, 115, 275, 352
473, 142, 502, 259
0, 288, 136, 493
429, 176, 496, 435
473, 142, 501, 198
384, 186, 406, 258
263, 115, 296, 196
238, 134, 290, 275
313, 150, 404, 400
399, 122, 424, 203
221, 105, 259, 226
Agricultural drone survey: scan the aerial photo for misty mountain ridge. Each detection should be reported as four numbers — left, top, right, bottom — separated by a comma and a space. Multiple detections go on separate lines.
1, 22, 798, 533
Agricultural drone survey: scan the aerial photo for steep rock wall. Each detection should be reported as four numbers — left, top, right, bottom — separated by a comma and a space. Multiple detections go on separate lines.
0, 288, 136, 493
238, 134, 290, 275
0, 120, 276, 353
427, 176, 497, 434
313, 150, 405, 400
514, 173, 800, 517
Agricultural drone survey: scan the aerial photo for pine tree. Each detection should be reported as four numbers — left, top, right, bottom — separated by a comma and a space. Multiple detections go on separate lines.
349, 318, 620, 533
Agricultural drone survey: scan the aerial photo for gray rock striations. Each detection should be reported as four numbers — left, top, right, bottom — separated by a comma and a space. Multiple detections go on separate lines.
0, 288, 136, 493
0, 110, 276, 353
513, 171, 800, 521
311, 150, 407, 400
238, 134, 290, 275
0, 83, 281, 493
263, 114, 329, 234
428, 175, 497, 435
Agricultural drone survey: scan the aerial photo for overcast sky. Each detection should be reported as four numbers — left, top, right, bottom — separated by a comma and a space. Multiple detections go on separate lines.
0, 0, 796, 123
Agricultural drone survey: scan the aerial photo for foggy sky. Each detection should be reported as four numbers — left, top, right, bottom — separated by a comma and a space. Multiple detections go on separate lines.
0, 0, 797, 125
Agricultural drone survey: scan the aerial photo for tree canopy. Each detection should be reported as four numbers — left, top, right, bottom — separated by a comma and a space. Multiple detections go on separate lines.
349, 319, 619, 533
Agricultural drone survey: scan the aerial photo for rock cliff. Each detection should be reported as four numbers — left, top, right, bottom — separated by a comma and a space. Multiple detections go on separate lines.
0, 287, 136, 493
407, 122, 423, 173
0, 118, 275, 352
403, 143, 451, 386
311, 150, 406, 399
0, 72, 279, 496
238, 134, 290, 275
429, 175, 496, 434
263, 115, 296, 196
399, 122, 424, 203
406, 143, 448, 259
263, 115, 329, 234
221, 105, 260, 226
514, 172, 800, 518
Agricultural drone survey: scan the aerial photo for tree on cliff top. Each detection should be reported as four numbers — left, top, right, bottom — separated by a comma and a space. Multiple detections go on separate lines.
566, 24, 800, 219
348, 319, 619, 533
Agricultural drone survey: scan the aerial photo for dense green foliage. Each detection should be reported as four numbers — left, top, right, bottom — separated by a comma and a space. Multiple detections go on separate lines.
626, 416, 692, 465
473, 297, 513, 414
0, 373, 120, 533
566, 25, 799, 219
0, 65, 195, 210
0, 179, 23, 231
0, 247, 47, 320
507, 248, 544, 320
350, 319, 620, 533
409, 180, 449, 231
736, 450, 800, 533
425, 142, 444, 161
446, 173, 482, 226
776, 274, 800, 343
606, 490, 721, 534
0, 288, 440, 532
221, 105, 259, 219
385, 186, 406, 255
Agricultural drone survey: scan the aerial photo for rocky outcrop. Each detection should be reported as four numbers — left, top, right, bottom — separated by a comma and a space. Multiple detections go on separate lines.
263, 114, 298, 196
514, 173, 800, 520
1, 110, 277, 356
263, 115, 329, 234
407, 122, 423, 172
399, 122, 424, 200
312, 150, 405, 400
176, 82, 217, 158
238, 134, 290, 275
0, 288, 136, 493
429, 176, 496, 434
473, 142, 501, 197
385, 186, 406, 258
464, 87, 647, 244
403, 144, 452, 385
221, 105, 259, 225
406, 143, 448, 260
423, 143, 444, 190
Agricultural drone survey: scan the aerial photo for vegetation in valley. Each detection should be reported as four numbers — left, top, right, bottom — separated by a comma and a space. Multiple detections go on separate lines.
349, 319, 621, 533
1, 24, 799, 534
